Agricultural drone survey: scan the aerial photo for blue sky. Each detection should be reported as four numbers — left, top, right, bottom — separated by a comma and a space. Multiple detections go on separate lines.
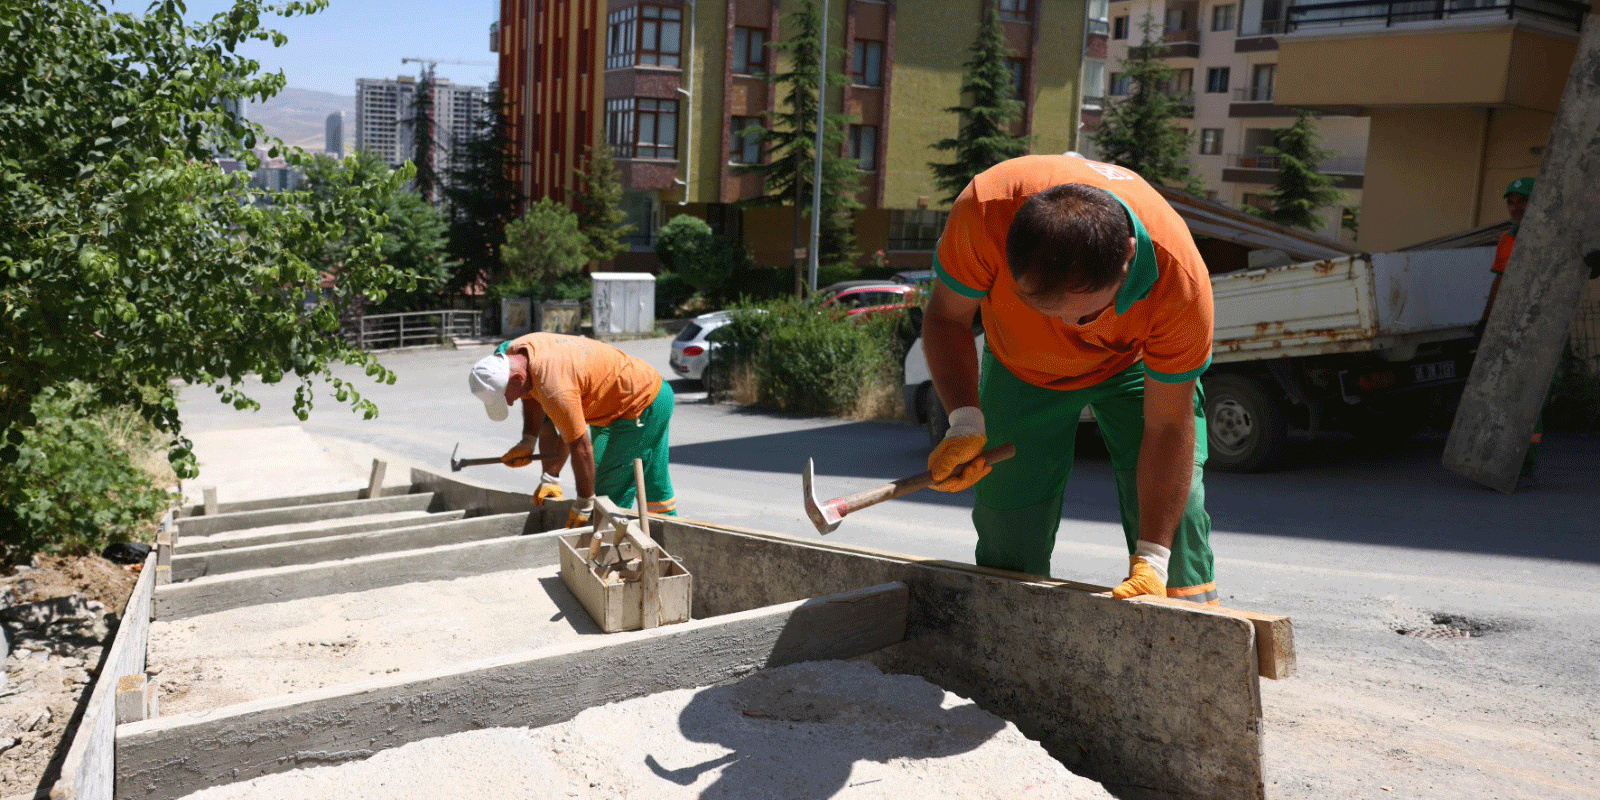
179, 0, 500, 96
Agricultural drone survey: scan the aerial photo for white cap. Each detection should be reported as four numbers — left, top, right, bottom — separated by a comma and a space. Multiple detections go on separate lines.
468, 353, 512, 421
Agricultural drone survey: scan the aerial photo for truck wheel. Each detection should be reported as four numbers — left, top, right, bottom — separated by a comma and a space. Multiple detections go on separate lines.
1204, 374, 1287, 473
923, 385, 949, 446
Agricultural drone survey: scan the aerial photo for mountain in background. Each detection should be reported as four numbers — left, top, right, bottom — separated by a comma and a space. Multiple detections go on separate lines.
246, 87, 356, 154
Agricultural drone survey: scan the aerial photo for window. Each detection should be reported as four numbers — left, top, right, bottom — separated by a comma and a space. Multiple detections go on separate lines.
1111, 15, 1129, 39
1199, 128, 1223, 155
998, 0, 1029, 22
1242, 193, 1273, 212
1167, 68, 1193, 97
1250, 63, 1276, 102
1211, 3, 1236, 31
605, 97, 678, 159
1007, 58, 1027, 100
851, 40, 884, 86
1205, 66, 1230, 93
605, 5, 681, 69
1109, 72, 1132, 96
730, 116, 762, 164
619, 190, 659, 249
732, 27, 766, 74
849, 124, 878, 170
888, 209, 948, 251
1165, 7, 1189, 31
1088, 0, 1109, 23
1082, 59, 1106, 107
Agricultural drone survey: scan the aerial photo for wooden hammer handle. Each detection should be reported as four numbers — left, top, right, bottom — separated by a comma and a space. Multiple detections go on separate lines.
830, 443, 1016, 517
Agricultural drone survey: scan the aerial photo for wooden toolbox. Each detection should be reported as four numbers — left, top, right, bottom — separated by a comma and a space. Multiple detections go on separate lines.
557, 497, 691, 633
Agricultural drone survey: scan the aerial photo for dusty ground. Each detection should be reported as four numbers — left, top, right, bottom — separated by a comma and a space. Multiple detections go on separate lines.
1, 555, 139, 800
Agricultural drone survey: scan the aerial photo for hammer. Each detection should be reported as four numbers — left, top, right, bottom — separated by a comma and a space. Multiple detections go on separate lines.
803, 443, 1016, 534
449, 442, 542, 472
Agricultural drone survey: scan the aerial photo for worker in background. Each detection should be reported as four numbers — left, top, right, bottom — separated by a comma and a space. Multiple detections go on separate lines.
921, 154, 1218, 604
467, 333, 678, 527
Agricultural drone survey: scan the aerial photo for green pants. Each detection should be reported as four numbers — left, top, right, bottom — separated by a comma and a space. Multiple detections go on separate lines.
591, 382, 678, 516
974, 352, 1216, 602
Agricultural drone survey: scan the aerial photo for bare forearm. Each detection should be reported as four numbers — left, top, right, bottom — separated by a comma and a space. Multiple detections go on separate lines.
925, 315, 981, 411
568, 435, 596, 499
1136, 417, 1193, 550
537, 417, 568, 476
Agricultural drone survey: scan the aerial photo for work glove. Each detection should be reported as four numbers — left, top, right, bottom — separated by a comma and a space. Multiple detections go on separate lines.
533, 472, 563, 505
502, 434, 538, 468
566, 496, 595, 529
928, 406, 991, 492
1111, 541, 1170, 600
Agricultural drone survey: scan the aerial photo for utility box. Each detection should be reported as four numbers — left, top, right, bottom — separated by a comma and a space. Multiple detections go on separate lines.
535, 299, 582, 335
590, 272, 656, 339
500, 297, 532, 338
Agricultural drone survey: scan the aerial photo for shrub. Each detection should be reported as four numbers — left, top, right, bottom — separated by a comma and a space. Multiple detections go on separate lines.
502, 199, 590, 291
1, 384, 175, 566
714, 300, 907, 418
655, 214, 751, 301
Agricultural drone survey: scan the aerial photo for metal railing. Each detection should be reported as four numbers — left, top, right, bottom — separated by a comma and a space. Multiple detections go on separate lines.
1286, 0, 1588, 32
1233, 85, 1275, 102
1230, 153, 1368, 173
345, 309, 482, 350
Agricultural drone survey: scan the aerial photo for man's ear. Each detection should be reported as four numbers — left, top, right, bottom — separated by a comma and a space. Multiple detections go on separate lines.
1126, 236, 1137, 266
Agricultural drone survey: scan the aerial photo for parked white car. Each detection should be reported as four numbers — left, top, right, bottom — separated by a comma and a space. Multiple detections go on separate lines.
668, 310, 735, 383
903, 328, 1093, 446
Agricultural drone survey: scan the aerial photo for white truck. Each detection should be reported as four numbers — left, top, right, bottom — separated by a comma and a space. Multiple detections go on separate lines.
903, 247, 1496, 472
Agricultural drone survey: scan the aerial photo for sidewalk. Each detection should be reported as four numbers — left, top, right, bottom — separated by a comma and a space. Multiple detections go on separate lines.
180, 426, 433, 507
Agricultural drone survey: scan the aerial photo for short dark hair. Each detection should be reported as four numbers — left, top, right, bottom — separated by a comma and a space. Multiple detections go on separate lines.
1006, 183, 1132, 297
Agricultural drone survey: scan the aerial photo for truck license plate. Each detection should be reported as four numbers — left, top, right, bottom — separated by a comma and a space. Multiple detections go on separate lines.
1414, 361, 1456, 383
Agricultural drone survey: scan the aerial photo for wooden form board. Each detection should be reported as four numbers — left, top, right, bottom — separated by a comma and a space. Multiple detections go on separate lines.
176, 510, 465, 555
171, 512, 532, 581
115, 582, 908, 800
47, 552, 157, 800
654, 517, 1286, 800
410, 467, 574, 530
152, 525, 573, 620
175, 493, 435, 538
178, 484, 415, 518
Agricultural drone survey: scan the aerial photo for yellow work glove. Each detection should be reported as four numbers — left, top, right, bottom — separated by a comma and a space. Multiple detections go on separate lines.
533, 472, 564, 505
1111, 541, 1170, 599
928, 406, 991, 492
502, 433, 538, 468
566, 496, 594, 529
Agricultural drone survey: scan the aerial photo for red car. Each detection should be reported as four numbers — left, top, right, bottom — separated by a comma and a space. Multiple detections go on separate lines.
819, 283, 919, 319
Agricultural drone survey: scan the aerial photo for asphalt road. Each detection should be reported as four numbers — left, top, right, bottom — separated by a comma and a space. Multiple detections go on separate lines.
176, 336, 1600, 799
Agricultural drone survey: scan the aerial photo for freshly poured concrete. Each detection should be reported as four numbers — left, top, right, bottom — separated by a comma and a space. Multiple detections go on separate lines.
149, 565, 594, 714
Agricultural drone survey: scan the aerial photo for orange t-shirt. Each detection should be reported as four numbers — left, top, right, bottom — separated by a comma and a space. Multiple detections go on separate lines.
935, 154, 1213, 391
1491, 230, 1516, 275
504, 333, 662, 442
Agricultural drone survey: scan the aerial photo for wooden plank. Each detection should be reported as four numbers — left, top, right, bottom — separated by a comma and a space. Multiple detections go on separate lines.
115, 675, 148, 725
1444, 22, 1600, 491
116, 582, 908, 800
1135, 596, 1296, 680
48, 552, 157, 800
364, 459, 386, 500
153, 528, 573, 621
201, 487, 217, 516
170, 513, 533, 581
176, 510, 463, 555
179, 485, 416, 518
175, 493, 435, 537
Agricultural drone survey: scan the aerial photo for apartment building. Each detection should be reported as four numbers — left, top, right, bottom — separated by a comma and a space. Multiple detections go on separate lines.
498, 0, 1089, 269
354, 74, 488, 183
1273, 0, 1594, 251
1099, 0, 1367, 243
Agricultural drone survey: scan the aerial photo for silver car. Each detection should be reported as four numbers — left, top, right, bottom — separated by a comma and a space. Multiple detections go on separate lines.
668, 310, 735, 383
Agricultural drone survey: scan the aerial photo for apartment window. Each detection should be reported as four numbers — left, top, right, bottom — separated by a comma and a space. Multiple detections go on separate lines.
1007, 58, 1027, 100
1250, 63, 1276, 102
730, 116, 762, 164
1082, 59, 1106, 107
605, 5, 681, 69
849, 124, 878, 170
605, 8, 635, 69
1242, 192, 1273, 212
1199, 128, 1223, 155
619, 190, 660, 249
1165, 7, 1189, 31
1089, 0, 1109, 23
998, 0, 1029, 22
1109, 72, 1132, 96
1205, 66, 1230, 93
1211, 3, 1236, 31
605, 97, 678, 159
888, 209, 948, 251
732, 27, 767, 74
1167, 68, 1193, 97
851, 40, 884, 86
1111, 15, 1129, 39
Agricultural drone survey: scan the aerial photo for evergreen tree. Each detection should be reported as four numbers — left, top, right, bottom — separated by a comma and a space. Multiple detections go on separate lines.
445, 88, 523, 294
409, 68, 438, 202
735, 0, 861, 289
571, 143, 634, 265
928, 4, 1032, 203
1090, 15, 1203, 194
1248, 111, 1344, 232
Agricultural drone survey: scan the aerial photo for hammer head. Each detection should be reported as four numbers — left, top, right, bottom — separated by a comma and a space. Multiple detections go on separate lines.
449, 442, 463, 472
802, 458, 843, 535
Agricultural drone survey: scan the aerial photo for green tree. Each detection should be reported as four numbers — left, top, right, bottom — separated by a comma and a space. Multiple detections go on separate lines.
655, 214, 748, 298
571, 143, 634, 265
501, 199, 589, 296
1247, 111, 1345, 232
409, 67, 438, 202
928, 4, 1033, 203
1090, 14, 1203, 194
445, 88, 523, 294
736, 0, 861, 288
302, 150, 454, 312
0, 0, 409, 495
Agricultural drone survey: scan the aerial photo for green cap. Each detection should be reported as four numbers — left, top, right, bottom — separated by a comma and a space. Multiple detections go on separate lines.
1504, 176, 1534, 197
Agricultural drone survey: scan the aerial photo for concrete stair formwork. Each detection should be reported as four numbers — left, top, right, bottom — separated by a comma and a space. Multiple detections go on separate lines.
51, 466, 1293, 800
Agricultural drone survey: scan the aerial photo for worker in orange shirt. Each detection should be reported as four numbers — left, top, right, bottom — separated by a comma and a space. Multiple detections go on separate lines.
468, 333, 678, 527
921, 154, 1217, 604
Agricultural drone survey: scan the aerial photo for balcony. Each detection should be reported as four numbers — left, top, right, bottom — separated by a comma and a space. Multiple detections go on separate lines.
1235, 18, 1284, 52
1286, 0, 1587, 33
1161, 26, 1202, 57
1088, 18, 1110, 36
1224, 153, 1367, 189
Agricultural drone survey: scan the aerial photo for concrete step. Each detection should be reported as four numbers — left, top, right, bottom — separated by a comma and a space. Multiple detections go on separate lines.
175, 493, 436, 538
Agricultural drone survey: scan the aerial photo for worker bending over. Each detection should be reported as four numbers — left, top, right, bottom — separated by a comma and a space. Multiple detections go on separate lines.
468, 333, 678, 527
922, 154, 1218, 604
